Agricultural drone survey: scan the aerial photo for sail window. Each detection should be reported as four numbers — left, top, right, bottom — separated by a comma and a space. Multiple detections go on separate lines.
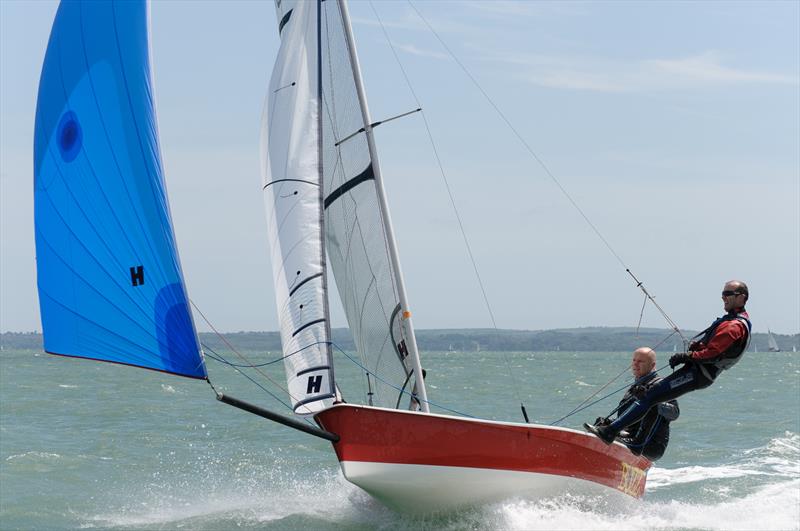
57, 111, 82, 162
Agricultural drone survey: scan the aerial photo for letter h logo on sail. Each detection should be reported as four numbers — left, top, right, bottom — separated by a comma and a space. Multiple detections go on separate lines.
397, 340, 408, 359
307, 375, 323, 394
130, 265, 144, 286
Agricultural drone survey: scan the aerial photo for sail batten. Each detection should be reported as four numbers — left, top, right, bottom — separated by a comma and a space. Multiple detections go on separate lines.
34, 0, 206, 379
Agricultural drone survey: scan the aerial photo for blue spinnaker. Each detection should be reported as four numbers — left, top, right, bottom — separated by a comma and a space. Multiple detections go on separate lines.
34, 0, 206, 379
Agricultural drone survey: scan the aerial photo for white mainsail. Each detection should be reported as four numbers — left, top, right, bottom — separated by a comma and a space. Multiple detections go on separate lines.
261, 0, 333, 415
262, 0, 428, 413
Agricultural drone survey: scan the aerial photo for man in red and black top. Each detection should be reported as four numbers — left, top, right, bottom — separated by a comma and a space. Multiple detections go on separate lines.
586, 280, 751, 446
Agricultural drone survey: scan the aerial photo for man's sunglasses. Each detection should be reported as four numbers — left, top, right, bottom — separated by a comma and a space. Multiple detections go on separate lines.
721, 290, 743, 297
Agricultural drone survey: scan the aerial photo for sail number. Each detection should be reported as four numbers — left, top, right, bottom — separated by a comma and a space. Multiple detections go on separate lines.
130, 265, 144, 287
617, 462, 646, 497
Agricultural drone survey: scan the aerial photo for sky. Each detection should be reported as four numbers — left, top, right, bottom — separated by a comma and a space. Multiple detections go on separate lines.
1, 0, 798, 337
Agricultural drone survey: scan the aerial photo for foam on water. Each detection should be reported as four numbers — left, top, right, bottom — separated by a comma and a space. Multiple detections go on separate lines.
490, 479, 800, 531
83, 475, 800, 531
86, 466, 380, 529
649, 432, 800, 489
77, 433, 800, 530
5, 451, 62, 462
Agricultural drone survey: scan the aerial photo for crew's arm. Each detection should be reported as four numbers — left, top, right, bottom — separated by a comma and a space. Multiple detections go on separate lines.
691, 320, 747, 360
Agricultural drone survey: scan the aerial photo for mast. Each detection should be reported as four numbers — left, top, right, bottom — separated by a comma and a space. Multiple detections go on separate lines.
336, 0, 430, 412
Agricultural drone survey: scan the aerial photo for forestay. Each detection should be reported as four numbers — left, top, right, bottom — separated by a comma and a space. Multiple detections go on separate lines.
33, 0, 206, 379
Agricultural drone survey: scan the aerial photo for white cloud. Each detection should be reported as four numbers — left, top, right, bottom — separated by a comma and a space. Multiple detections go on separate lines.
350, 15, 424, 32
396, 43, 448, 60
646, 51, 797, 85
502, 50, 799, 92
466, 1, 590, 19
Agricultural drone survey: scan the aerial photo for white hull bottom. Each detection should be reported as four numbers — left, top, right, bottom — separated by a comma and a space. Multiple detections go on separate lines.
341, 460, 630, 513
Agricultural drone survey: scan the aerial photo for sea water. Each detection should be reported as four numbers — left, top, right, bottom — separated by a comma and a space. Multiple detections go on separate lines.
1, 348, 798, 530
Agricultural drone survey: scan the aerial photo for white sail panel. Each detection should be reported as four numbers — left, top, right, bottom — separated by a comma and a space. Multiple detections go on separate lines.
261, 0, 334, 415
319, 0, 418, 409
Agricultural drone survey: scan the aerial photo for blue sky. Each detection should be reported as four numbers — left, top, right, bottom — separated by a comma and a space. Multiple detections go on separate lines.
2, 1, 798, 338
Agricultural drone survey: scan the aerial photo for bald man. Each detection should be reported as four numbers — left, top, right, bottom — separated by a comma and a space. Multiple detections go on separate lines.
587, 280, 751, 447
595, 348, 679, 460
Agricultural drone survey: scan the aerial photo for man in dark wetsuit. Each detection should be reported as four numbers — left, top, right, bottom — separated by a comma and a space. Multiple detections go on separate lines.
596, 347, 679, 460
586, 280, 751, 446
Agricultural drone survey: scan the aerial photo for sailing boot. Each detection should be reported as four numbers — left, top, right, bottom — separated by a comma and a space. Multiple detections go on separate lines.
583, 422, 616, 445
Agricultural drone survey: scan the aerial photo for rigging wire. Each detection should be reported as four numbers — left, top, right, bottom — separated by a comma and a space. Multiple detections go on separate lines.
554, 330, 680, 425
549, 362, 673, 425
554, 364, 631, 425
405, 1, 686, 344
367, 0, 529, 420
190, 300, 319, 426
202, 342, 295, 412
330, 341, 475, 418
191, 296, 475, 423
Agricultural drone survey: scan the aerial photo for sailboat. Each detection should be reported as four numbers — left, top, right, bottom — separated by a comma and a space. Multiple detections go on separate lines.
767, 330, 781, 352
260, 0, 648, 511
34, 0, 650, 514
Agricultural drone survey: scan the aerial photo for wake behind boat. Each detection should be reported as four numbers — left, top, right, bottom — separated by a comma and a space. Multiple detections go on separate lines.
34, 0, 651, 514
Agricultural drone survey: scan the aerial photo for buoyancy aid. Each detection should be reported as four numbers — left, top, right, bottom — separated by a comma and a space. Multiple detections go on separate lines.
691, 310, 751, 376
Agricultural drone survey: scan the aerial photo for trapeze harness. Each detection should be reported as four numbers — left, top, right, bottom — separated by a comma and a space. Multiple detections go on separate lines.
690, 311, 752, 382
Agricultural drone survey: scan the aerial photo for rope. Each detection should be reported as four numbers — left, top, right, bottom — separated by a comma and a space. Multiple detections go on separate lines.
201, 340, 331, 368
369, 0, 527, 418
405, 1, 687, 343
553, 364, 631, 425
549, 362, 672, 425
203, 343, 295, 412
330, 341, 475, 418
192, 297, 476, 423
190, 300, 319, 424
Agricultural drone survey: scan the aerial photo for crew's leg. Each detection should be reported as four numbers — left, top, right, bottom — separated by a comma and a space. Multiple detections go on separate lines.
587, 365, 711, 444
608, 365, 707, 431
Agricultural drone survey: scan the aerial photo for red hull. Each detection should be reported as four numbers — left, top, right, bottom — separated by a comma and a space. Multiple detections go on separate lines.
316, 404, 650, 508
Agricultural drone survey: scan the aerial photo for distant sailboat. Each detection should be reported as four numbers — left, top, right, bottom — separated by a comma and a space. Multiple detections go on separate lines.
767, 330, 781, 352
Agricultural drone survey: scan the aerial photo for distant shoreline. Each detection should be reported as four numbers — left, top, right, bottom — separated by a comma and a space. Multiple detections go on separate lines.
2, 328, 797, 353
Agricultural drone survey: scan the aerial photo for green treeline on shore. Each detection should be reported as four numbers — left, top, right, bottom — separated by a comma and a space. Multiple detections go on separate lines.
3, 328, 798, 353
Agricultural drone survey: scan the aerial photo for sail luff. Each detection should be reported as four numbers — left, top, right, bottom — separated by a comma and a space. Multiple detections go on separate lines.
316, 0, 336, 397
334, 0, 429, 412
